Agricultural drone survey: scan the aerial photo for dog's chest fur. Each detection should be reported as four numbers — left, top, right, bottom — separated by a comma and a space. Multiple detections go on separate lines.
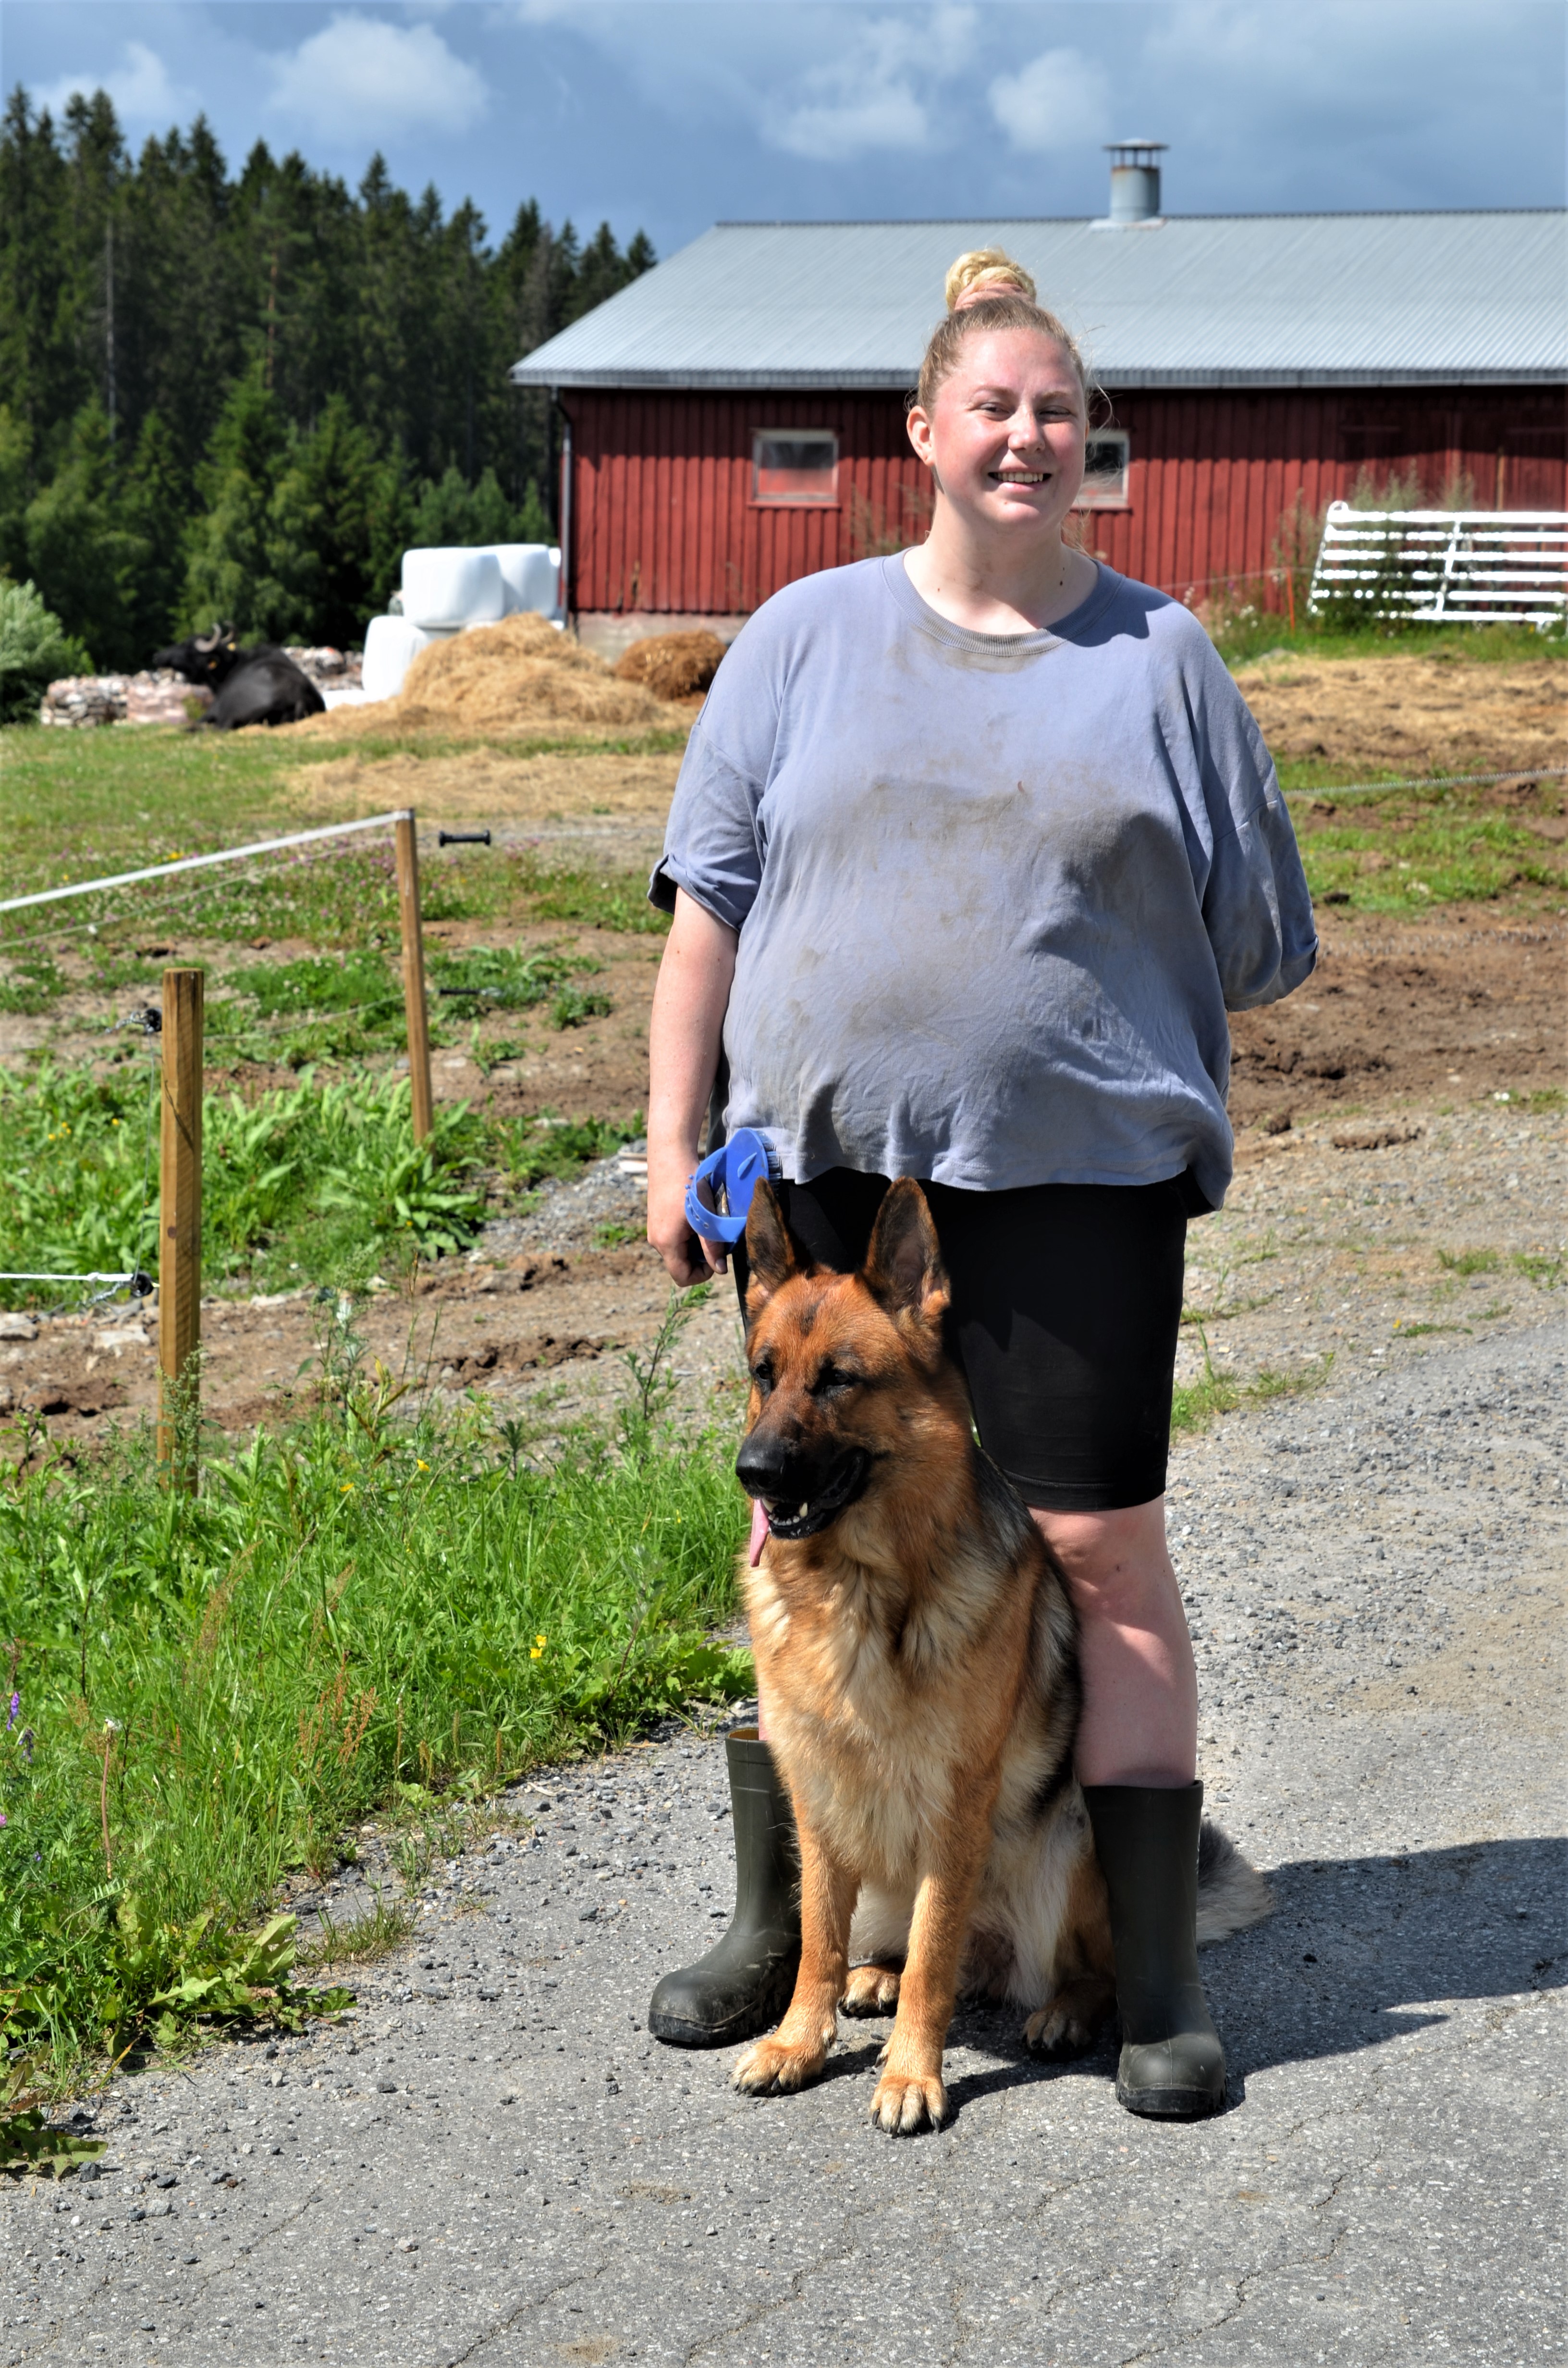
746, 1488, 1070, 1897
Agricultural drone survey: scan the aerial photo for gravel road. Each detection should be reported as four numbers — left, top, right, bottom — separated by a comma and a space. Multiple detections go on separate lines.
4, 1320, 1562, 2368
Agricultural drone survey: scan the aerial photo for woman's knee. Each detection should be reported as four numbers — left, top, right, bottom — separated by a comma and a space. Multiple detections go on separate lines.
1029, 1499, 1180, 1627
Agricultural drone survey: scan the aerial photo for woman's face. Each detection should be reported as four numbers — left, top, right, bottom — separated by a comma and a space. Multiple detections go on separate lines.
908, 329, 1086, 542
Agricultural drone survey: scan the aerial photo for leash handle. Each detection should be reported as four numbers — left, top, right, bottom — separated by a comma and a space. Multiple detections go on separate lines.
684, 1128, 778, 1246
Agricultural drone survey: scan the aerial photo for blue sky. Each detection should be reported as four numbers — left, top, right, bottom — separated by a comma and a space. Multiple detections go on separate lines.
7, 1, 1565, 259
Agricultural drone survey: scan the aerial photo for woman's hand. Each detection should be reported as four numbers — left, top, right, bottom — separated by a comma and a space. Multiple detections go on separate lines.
647, 889, 739, 1287
647, 1139, 725, 1285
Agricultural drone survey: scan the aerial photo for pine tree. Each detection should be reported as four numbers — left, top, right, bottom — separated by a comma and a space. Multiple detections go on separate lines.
116, 409, 190, 660
0, 88, 656, 657
269, 395, 387, 647
182, 367, 289, 638
22, 395, 146, 668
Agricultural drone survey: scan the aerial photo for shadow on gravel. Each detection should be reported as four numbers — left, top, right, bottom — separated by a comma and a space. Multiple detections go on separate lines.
806, 1837, 1568, 2125
1214, 1835, 1567, 2079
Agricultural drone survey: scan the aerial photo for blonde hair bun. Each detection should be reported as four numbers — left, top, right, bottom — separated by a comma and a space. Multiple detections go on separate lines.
945, 247, 1038, 312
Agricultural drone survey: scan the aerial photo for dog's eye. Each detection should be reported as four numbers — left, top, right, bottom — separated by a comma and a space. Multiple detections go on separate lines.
750, 1362, 774, 1397
812, 1363, 859, 1398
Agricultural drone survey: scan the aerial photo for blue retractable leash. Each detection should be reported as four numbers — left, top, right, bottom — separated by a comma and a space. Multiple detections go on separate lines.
685, 1128, 780, 1246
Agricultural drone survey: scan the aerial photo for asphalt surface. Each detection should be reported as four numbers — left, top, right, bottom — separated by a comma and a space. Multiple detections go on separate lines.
4, 1320, 1563, 2368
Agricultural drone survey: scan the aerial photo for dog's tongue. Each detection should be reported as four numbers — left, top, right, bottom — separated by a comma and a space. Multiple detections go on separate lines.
748, 1496, 770, 1567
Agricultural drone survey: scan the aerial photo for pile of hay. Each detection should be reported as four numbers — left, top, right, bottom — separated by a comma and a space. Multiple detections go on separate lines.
283, 613, 669, 739
613, 629, 729, 703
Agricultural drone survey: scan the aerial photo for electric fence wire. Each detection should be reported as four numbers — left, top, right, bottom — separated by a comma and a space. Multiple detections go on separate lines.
0, 832, 408, 958
1281, 763, 1567, 803
0, 1030, 161, 1316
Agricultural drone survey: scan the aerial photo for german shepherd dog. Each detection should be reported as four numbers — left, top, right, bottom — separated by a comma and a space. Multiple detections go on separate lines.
730, 1178, 1270, 2135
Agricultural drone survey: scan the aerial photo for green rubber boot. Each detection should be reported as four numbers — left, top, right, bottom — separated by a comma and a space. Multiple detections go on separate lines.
647, 1729, 800, 2048
1084, 1781, 1228, 2120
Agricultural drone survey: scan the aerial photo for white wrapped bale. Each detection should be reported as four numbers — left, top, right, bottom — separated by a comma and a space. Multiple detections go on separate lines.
363, 615, 447, 702
400, 547, 505, 630
473, 544, 563, 617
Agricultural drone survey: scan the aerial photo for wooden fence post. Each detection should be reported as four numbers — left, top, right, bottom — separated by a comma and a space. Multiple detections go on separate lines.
394, 810, 433, 1143
157, 967, 203, 1492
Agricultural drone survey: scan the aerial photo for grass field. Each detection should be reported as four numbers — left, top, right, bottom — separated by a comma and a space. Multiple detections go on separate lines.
1203, 607, 1566, 672
1279, 776, 1566, 912
1, 1362, 751, 2081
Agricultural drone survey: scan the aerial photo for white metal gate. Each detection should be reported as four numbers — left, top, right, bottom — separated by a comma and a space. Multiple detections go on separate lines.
1307, 505, 1568, 629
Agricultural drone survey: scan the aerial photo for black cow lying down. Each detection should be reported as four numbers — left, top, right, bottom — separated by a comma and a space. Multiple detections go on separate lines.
152, 623, 325, 729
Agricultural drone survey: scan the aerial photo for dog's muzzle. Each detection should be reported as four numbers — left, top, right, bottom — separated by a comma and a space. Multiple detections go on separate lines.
735, 1445, 873, 1541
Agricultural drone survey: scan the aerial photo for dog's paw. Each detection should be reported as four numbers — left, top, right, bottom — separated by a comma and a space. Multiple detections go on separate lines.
870, 2068, 947, 2134
1024, 1986, 1108, 2059
732, 2035, 827, 2097
842, 1963, 902, 2016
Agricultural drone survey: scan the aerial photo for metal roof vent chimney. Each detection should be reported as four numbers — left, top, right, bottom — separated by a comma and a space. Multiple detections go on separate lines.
1102, 141, 1166, 228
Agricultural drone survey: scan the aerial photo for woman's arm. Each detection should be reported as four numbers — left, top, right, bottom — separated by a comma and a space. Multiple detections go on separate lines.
647, 888, 739, 1285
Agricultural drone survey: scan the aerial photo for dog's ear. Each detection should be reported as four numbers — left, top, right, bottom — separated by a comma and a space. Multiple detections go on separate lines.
863, 1179, 949, 1330
744, 1179, 807, 1318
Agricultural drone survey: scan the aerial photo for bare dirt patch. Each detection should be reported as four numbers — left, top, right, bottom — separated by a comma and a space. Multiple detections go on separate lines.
1227, 908, 1565, 1125
1233, 653, 1565, 777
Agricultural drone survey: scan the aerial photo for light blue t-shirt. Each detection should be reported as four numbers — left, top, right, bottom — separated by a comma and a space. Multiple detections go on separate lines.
651, 555, 1317, 1211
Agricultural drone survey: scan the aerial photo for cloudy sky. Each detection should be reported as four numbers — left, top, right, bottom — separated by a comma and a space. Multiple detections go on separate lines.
8, 1, 1565, 257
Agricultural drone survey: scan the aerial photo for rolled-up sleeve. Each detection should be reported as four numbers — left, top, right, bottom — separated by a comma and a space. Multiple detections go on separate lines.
648, 721, 764, 930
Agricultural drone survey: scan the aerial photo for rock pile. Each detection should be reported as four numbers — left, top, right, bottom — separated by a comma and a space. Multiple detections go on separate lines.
39, 671, 214, 728
286, 647, 363, 690
38, 646, 360, 727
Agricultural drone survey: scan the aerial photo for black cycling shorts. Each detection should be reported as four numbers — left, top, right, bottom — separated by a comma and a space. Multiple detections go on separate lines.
730, 1168, 1191, 1514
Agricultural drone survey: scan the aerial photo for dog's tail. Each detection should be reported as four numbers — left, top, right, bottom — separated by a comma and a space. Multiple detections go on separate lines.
1196, 1818, 1273, 1944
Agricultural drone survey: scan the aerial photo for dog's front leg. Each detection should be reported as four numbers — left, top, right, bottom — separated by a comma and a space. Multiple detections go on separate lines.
732, 1821, 857, 2097
870, 1838, 986, 2134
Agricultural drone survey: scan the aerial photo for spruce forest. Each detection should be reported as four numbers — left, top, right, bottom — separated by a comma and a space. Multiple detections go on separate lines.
0, 86, 654, 668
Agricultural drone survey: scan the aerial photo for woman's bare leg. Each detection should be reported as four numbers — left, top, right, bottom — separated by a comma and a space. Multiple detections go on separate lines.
1030, 1498, 1196, 1787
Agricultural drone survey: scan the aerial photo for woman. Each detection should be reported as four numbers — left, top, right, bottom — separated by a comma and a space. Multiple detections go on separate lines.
641, 275, 1316, 2120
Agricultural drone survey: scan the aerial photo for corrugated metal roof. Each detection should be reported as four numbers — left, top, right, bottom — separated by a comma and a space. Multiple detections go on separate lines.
510, 212, 1567, 391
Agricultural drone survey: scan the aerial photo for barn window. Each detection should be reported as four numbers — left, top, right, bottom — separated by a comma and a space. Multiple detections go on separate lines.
753, 430, 839, 505
1076, 431, 1130, 507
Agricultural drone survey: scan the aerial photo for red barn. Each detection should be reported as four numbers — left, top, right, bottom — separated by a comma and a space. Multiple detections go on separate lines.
511, 157, 1567, 652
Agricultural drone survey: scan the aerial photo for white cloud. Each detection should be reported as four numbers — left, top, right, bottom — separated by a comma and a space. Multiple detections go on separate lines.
988, 46, 1110, 153
772, 81, 930, 162
766, 5, 977, 162
269, 14, 488, 143
35, 40, 186, 128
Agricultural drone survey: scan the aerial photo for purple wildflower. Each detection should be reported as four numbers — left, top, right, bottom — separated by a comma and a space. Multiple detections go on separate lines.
5, 1691, 17, 1730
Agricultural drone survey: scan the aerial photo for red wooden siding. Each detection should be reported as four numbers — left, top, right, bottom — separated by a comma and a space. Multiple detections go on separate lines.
564, 386, 1566, 617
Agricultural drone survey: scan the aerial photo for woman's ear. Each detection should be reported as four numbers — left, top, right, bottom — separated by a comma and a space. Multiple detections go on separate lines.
906, 402, 934, 469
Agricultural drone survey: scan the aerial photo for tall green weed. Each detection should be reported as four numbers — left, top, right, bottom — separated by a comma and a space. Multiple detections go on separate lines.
0, 1396, 750, 2071
0, 1063, 484, 1303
